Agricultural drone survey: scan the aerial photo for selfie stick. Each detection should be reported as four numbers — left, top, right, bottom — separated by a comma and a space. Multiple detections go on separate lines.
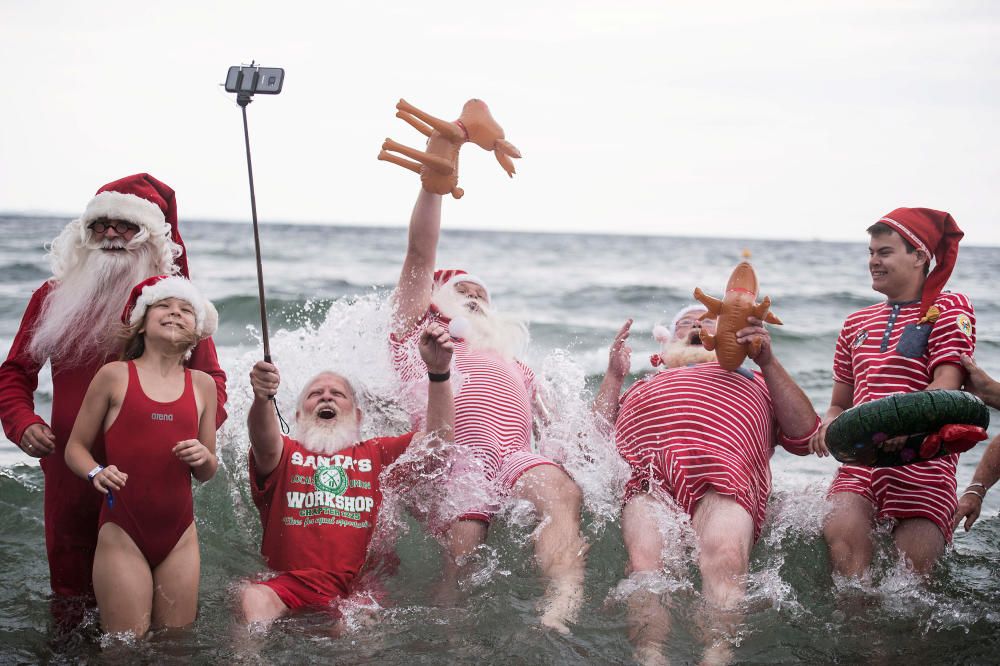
231, 63, 290, 433
236, 93, 272, 362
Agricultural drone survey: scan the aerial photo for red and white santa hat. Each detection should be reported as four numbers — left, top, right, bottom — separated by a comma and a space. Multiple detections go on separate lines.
433, 269, 490, 300
120, 275, 218, 339
876, 207, 964, 318
80, 173, 190, 277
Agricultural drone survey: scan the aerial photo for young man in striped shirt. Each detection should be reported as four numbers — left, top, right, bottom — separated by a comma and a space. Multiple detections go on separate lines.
594, 305, 819, 664
390, 189, 587, 633
810, 208, 974, 576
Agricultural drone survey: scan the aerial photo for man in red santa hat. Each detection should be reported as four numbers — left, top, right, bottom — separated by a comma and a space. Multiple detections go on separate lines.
809, 208, 974, 576
389, 189, 586, 633
0, 173, 228, 610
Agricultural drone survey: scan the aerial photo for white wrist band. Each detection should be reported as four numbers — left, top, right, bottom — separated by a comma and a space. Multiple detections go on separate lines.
87, 465, 105, 481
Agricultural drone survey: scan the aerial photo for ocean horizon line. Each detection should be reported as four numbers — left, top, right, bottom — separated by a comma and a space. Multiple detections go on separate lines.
4, 211, 1000, 249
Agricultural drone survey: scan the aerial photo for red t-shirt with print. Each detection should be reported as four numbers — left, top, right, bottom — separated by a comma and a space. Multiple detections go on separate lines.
249, 433, 414, 599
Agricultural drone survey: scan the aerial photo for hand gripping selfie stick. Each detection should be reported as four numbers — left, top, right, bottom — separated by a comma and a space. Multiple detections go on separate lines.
224, 62, 290, 433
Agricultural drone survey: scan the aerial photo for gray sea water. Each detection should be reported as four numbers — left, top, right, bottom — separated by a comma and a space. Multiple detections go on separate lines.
1, 214, 999, 664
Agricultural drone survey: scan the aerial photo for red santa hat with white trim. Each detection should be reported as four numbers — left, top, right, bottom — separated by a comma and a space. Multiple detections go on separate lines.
121, 275, 218, 339
80, 173, 190, 277
875, 207, 964, 319
433, 268, 490, 300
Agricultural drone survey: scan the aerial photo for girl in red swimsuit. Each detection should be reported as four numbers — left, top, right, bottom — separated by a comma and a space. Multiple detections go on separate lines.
65, 275, 220, 637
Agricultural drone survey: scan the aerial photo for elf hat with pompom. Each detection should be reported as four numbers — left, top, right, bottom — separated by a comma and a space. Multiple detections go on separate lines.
120, 275, 217, 339
875, 207, 963, 321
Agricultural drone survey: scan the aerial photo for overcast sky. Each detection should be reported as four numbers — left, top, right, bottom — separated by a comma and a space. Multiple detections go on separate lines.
1, 1, 997, 243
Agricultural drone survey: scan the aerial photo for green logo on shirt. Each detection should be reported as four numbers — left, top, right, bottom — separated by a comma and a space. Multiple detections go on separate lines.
313, 466, 349, 495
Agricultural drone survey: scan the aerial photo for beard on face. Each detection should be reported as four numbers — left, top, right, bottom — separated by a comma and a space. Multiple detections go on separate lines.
296, 403, 361, 455
29, 239, 159, 366
431, 286, 529, 361
659, 335, 718, 368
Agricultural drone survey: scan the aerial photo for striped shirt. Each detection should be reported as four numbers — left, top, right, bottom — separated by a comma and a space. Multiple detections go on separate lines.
390, 309, 535, 469
615, 362, 813, 538
833, 292, 976, 404
828, 292, 976, 538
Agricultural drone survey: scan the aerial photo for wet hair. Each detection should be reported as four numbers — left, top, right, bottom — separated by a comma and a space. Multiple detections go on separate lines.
866, 222, 930, 276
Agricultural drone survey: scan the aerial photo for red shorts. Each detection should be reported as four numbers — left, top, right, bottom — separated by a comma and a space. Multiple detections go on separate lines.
458, 450, 558, 523
828, 456, 958, 542
259, 570, 346, 612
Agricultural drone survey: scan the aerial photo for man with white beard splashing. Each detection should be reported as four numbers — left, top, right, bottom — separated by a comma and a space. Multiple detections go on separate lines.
240, 323, 454, 626
390, 189, 587, 634
594, 304, 819, 665
0, 174, 228, 620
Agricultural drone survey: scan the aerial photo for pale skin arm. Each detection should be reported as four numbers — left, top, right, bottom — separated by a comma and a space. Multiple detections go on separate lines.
961, 354, 1000, 409
953, 434, 1000, 532
64, 364, 128, 494
417, 322, 455, 444
808, 382, 854, 458
248, 361, 284, 477
392, 189, 443, 338
593, 319, 633, 436
172, 371, 218, 482
738, 318, 818, 439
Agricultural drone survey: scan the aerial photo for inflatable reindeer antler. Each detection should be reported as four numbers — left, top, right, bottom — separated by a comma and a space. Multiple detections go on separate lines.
378, 98, 521, 199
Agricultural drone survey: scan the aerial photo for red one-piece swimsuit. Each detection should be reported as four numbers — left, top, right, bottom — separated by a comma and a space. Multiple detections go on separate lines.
99, 361, 199, 568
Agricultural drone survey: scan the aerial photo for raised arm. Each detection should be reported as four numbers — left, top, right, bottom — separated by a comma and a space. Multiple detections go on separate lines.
593, 319, 633, 436
247, 360, 284, 477
417, 322, 454, 442
739, 318, 820, 447
392, 189, 443, 338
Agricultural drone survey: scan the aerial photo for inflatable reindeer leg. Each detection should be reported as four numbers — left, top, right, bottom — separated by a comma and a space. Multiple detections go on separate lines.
693, 287, 722, 351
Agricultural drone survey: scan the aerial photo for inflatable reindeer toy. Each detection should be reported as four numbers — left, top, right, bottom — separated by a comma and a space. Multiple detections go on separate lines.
378, 98, 521, 199
693, 252, 783, 371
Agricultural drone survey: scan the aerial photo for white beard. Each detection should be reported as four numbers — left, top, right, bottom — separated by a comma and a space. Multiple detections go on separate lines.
432, 287, 529, 362
29, 240, 159, 366
296, 409, 361, 455
659, 339, 717, 368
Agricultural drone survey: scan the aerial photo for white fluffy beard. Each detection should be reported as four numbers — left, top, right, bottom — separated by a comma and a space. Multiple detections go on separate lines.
432, 287, 529, 361
659, 338, 717, 368
296, 408, 361, 455
29, 240, 158, 366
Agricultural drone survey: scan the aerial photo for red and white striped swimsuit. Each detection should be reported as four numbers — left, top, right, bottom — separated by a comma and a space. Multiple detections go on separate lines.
828, 292, 976, 540
615, 362, 813, 539
390, 309, 555, 522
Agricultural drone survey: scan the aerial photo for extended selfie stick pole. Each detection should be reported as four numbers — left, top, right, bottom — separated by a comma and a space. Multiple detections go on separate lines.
236, 88, 290, 433
237, 93, 272, 362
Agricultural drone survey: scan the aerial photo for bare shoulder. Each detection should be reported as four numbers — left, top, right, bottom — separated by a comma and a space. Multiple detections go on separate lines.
95, 361, 129, 384
90, 361, 128, 398
191, 369, 218, 399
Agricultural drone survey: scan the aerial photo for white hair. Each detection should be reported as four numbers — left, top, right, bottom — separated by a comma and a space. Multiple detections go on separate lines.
28, 239, 162, 366
431, 285, 529, 361
46, 218, 182, 282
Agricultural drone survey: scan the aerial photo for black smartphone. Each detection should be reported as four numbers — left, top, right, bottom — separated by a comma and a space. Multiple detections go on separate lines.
225, 65, 284, 95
